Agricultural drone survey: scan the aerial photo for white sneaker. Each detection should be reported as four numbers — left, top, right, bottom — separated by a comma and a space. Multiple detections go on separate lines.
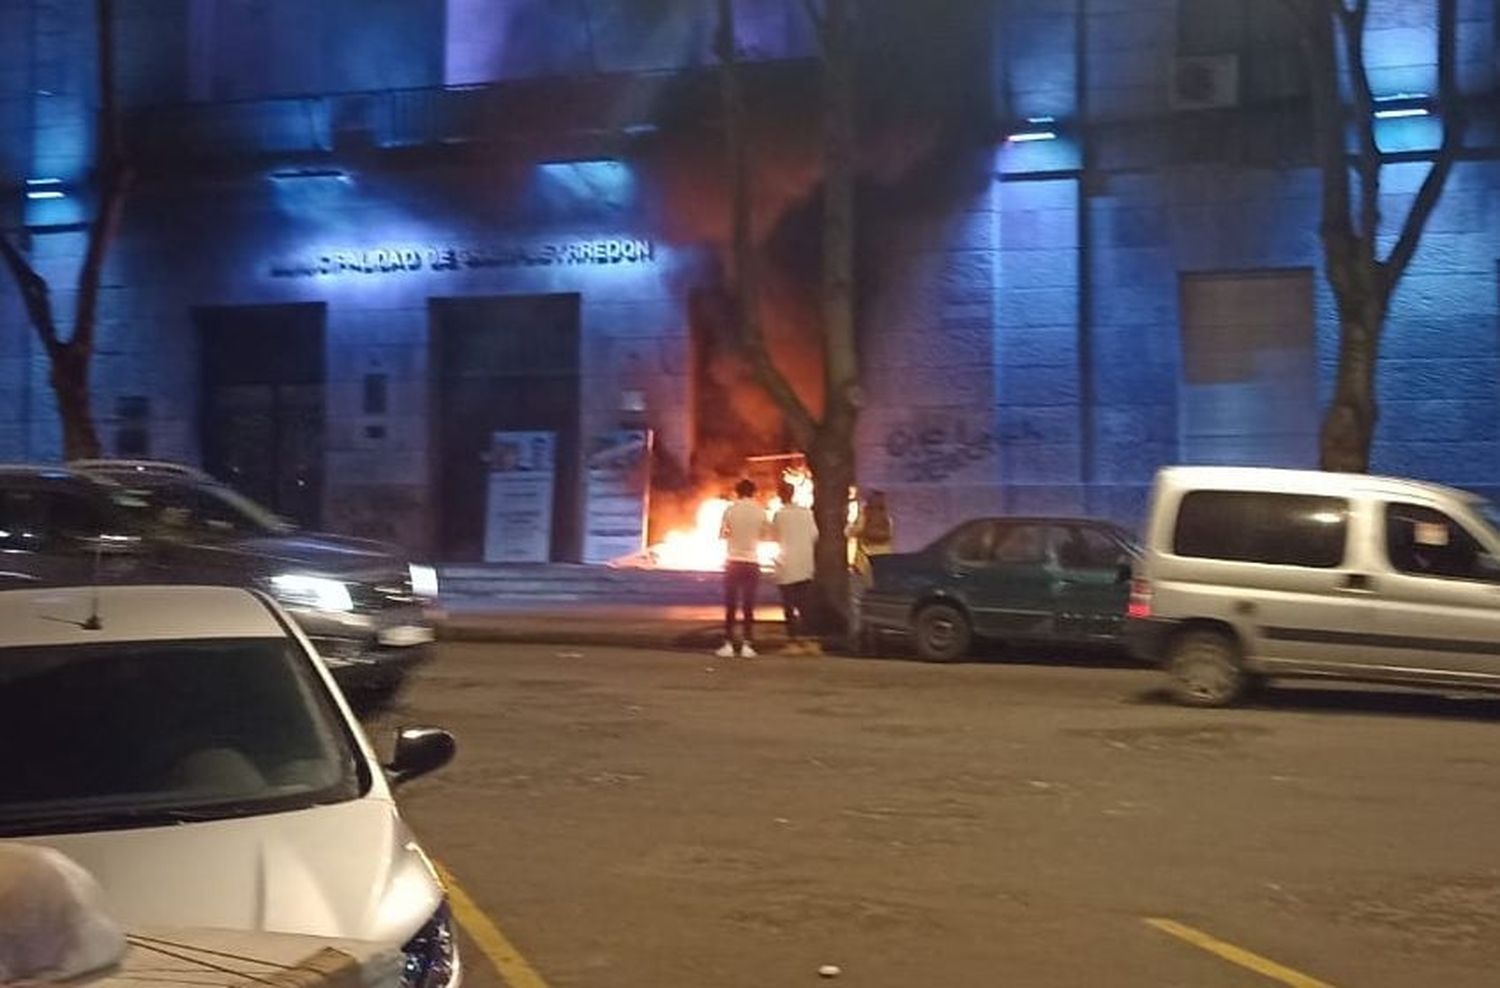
715, 642, 737, 658
740, 644, 758, 659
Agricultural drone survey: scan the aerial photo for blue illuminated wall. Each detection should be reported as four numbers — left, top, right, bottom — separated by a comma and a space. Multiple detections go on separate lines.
855, 0, 1499, 549
2, 0, 1498, 555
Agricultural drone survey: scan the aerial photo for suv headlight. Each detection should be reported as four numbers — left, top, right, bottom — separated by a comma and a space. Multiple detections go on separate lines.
402, 902, 458, 988
409, 563, 440, 599
270, 573, 354, 613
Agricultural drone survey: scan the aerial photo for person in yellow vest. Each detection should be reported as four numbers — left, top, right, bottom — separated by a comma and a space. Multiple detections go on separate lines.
847, 490, 894, 584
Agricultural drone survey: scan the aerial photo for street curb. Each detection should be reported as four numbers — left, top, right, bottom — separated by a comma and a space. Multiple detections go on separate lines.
435, 620, 789, 652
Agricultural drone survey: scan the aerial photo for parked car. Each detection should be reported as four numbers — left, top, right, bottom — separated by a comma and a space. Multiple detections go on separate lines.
1130, 466, 1500, 707
0, 462, 438, 699
0, 583, 459, 986
853, 516, 1139, 661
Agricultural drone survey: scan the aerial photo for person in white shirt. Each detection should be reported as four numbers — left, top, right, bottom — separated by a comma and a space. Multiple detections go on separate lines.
770, 479, 820, 655
718, 478, 769, 657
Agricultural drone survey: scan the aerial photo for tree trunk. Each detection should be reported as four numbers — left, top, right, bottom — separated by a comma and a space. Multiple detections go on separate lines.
808, 426, 854, 627
811, 0, 859, 623
50, 346, 102, 460
1319, 287, 1385, 473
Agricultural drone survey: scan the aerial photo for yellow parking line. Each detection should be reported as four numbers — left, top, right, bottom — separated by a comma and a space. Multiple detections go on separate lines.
1144, 918, 1336, 988
435, 861, 551, 988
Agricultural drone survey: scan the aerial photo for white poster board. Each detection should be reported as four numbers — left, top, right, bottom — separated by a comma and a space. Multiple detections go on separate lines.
483, 430, 556, 563
583, 429, 653, 564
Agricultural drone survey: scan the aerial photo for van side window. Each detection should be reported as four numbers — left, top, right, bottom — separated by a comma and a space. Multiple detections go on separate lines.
1173, 491, 1347, 567
1384, 503, 1492, 581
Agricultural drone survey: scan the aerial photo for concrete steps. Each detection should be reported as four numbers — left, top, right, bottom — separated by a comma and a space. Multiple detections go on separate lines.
438, 563, 723, 604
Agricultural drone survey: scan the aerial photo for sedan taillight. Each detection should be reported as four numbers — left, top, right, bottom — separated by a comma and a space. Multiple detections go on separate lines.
1127, 578, 1153, 620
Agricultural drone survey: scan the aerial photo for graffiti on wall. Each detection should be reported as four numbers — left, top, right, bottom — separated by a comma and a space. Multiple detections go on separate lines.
884, 416, 999, 483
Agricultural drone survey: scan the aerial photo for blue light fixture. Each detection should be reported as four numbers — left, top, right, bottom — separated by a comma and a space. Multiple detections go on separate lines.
1373, 93, 1432, 120
24, 177, 64, 200
1006, 116, 1059, 143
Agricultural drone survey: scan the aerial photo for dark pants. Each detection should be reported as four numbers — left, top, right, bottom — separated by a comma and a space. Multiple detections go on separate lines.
779, 580, 813, 640
724, 561, 760, 643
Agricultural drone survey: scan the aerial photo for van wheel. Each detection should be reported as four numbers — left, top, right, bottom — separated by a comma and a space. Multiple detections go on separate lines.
1166, 630, 1245, 707
914, 604, 971, 663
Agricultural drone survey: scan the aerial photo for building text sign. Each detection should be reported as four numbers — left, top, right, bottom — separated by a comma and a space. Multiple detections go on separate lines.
268, 237, 656, 279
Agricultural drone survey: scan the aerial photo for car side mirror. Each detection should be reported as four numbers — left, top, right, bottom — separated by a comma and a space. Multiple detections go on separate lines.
385, 727, 455, 788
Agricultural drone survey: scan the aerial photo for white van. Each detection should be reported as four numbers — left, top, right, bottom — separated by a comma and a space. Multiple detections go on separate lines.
0, 584, 459, 987
1129, 466, 1500, 706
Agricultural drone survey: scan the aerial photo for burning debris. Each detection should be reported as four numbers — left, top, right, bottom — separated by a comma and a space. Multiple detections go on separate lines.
612, 455, 854, 572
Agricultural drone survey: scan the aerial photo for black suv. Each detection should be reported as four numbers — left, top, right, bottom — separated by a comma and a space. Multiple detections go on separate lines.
0, 461, 437, 699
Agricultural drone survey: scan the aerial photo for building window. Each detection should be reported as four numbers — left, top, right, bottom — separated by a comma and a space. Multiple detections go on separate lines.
1177, 0, 1306, 103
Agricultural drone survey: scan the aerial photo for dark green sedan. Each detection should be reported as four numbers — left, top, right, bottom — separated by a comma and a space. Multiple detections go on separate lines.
852, 517, 1139, 662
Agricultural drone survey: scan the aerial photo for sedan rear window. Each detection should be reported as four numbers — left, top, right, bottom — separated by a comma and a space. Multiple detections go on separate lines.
1173, 491, 1348, 568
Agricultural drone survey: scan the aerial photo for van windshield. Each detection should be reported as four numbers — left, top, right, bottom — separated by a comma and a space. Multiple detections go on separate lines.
1474, 502, 1500, 543
0, 637, 366, 837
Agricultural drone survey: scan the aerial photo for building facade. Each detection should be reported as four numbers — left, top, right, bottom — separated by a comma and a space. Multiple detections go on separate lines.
2, 0, 1497, 558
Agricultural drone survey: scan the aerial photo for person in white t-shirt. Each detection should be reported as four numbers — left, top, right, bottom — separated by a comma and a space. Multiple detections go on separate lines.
718, 479, 769, 657
770, 479, 820, 655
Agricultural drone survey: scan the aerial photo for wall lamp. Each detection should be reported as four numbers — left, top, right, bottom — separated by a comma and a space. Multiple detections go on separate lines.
1373, 93, 1432, 120
1006, 116, 1059, 143
24, 177, 65, 200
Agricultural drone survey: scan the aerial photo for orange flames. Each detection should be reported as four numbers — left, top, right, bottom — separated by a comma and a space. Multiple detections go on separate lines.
616, 465, 856, 571
643, 466, 814, 571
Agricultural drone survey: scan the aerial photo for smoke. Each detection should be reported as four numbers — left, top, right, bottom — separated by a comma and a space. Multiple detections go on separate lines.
628, 40, 975, 540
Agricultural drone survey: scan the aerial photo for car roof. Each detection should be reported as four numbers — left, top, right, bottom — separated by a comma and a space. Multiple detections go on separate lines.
0, 464, 117, 488
960, 516, 1130, 529
0, 585, 287, 648
72, 459, 211, 481
1154, 466, 1476, 504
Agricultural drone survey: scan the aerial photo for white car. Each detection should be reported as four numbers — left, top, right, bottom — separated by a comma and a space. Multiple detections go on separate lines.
0, 584, 459, 988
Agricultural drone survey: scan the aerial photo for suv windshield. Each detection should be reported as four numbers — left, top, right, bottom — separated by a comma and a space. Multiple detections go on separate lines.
0, 637, 365, 836
124, 480, 293, 539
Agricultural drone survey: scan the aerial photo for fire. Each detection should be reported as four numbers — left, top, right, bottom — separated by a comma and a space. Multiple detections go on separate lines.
625, 465, 853, 572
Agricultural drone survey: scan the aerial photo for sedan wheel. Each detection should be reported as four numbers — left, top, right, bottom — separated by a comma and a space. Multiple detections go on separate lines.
914, 603, 971, 663
1167, 630, 1245, 708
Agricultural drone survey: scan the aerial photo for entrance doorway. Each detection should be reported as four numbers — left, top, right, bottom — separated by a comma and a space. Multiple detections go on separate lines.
430, 294, 582, 562
195, 303, 326, 529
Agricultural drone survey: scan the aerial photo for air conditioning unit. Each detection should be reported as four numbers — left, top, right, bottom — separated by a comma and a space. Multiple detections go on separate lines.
1171, 54, 1240, 110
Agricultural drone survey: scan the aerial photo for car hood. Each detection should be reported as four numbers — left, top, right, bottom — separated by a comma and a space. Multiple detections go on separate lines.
25, 799, 442, 944
199, 534, 407, 577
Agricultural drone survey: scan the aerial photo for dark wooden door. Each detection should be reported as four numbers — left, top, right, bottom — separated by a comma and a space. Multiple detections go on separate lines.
196, 304, 325, 529
431, 295, 581, 562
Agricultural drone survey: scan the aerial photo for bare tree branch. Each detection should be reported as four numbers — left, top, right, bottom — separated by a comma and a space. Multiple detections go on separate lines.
1334, 1, 1380, 250
0, 232, 62, 355
1384, 0, 1464, 286
716, 0, 818, 443
70, 0, 129, 357
71, 165, 131, 355
95, 0, 121, 165
1304, 5, 1351, 237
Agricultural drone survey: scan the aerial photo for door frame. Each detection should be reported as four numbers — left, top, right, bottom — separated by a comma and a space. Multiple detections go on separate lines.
427, 293, 583, 563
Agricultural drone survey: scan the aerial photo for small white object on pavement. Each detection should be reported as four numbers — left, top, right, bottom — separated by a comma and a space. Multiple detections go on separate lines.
818, 964, 842, 978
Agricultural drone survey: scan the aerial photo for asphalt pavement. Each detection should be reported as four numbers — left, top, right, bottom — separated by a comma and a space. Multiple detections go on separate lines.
367, 642, 1500, 987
